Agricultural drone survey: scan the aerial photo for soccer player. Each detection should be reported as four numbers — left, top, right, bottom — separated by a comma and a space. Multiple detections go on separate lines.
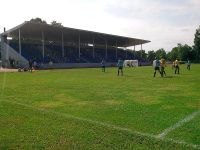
174, 59, 180, 74
153, 58, 161, 77
117, 58, 124, 76
101, 58, 106, 72
187, 59, 191, 71
160, 58, 166, 77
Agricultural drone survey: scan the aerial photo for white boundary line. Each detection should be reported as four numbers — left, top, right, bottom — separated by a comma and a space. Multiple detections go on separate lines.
1, 100, 200, 149
157, 110, 200, 138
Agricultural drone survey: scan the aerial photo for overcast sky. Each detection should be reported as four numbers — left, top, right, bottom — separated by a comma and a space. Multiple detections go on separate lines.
0, 0, 200, 52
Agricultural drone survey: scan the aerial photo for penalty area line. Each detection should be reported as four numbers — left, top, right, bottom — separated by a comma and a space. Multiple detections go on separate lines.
157, 109, 200, 139
1, 100, 200, 149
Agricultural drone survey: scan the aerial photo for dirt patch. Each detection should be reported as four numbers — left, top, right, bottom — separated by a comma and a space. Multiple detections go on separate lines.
133, 96, 160, 105
187, 102, 200, 108
162, 105, 176, 110
37, 101, 64, 109
1, 117, 23, 126
53, 94, 75, 103
54, 94, 89, 106
103, 100, 123, 105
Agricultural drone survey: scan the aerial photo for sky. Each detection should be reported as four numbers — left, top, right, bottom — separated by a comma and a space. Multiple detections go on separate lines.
0, 0, 200, 52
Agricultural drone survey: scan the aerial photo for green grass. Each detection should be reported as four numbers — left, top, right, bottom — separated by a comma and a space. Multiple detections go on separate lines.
0, 64, 200, 150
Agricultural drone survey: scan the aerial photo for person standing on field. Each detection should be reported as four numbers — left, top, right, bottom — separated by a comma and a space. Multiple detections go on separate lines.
187, 59, 191, 70
117, 58, 124, 76
101, 58, 106, 72
153, 58, 161, 77
174, 59, 180, 74
160, 58, 167, 77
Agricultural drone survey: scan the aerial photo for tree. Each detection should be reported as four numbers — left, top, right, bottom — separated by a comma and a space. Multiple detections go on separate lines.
178, 44, 192, 61
147, 50, 155, 62
169, 47, 179, 61
188, 47, 196, 61
136, 50, 147, 60
194, 25, 200, 62
169, 44, 193, 61
30, 18, 47, 24
155, 48, 166, 59
51, 21, 63, 27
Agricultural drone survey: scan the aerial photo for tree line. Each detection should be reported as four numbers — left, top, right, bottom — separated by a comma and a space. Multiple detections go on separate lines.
30, 17, 63, 27
144, 26, 200, 63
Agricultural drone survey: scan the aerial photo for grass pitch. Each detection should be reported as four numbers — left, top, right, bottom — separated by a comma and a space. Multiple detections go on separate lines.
0, 64, 200, 150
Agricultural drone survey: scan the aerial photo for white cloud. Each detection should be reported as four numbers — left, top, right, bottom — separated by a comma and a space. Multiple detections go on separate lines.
0, 0, 199, 51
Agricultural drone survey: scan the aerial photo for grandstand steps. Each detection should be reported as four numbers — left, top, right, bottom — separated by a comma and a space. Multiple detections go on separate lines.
1, 42, 29, 68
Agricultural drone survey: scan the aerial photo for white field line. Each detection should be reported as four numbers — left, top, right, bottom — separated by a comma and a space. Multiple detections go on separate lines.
157, 110, 200, 138
1, 100, 200, 149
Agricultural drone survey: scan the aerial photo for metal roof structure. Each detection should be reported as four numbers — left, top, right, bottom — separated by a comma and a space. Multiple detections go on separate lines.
1, 21, 150, 47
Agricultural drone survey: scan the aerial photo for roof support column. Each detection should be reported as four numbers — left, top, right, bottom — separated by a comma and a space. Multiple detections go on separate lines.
18, 29, 21, 55
42, 31, 45, 61
78, 34, 80, 58
93, 38, 95, 58
61, 32, 64, 57
141, 44, 143, 57
105, 40, 107, 60
115, 40, 118, 59
133, 45, 135, 59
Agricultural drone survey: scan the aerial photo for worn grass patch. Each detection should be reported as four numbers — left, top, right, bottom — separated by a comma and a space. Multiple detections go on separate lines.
133, 96, 160, 105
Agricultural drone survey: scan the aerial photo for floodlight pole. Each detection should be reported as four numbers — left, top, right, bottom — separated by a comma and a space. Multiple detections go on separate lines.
78, 34, 80, 58
61, 32, 64, 57
18, 29, 21, 55
93, 38, 95, 58
42, 31, 45, 61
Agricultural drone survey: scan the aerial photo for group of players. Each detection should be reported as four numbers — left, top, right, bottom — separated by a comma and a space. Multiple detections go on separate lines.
153, 58, 167, 77
101, 58, 191, 77
153, 58, 191, 77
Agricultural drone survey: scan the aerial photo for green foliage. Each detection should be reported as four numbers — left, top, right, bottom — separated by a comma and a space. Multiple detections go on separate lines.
136, 50, 147, 59
147, 50, 156, 62
194, 26, 200, 61
178, 44, 193, 61
51, 21, 63, 27
155, 48, 167, 59
29, 18, 63, 27
169, 44, 193, 61
30, 17, 47, 24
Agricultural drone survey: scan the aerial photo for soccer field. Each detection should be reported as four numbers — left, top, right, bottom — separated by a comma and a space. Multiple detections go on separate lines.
0, 64, 200, 150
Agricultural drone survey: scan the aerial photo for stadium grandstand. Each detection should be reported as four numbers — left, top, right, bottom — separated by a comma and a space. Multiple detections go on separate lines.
0, 21, 150, 69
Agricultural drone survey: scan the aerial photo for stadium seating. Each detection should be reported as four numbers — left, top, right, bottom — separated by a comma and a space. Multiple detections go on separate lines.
8, 41, 144, 64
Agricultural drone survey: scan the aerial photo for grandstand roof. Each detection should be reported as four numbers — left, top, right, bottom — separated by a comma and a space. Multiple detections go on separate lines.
1, 21, 150, 47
